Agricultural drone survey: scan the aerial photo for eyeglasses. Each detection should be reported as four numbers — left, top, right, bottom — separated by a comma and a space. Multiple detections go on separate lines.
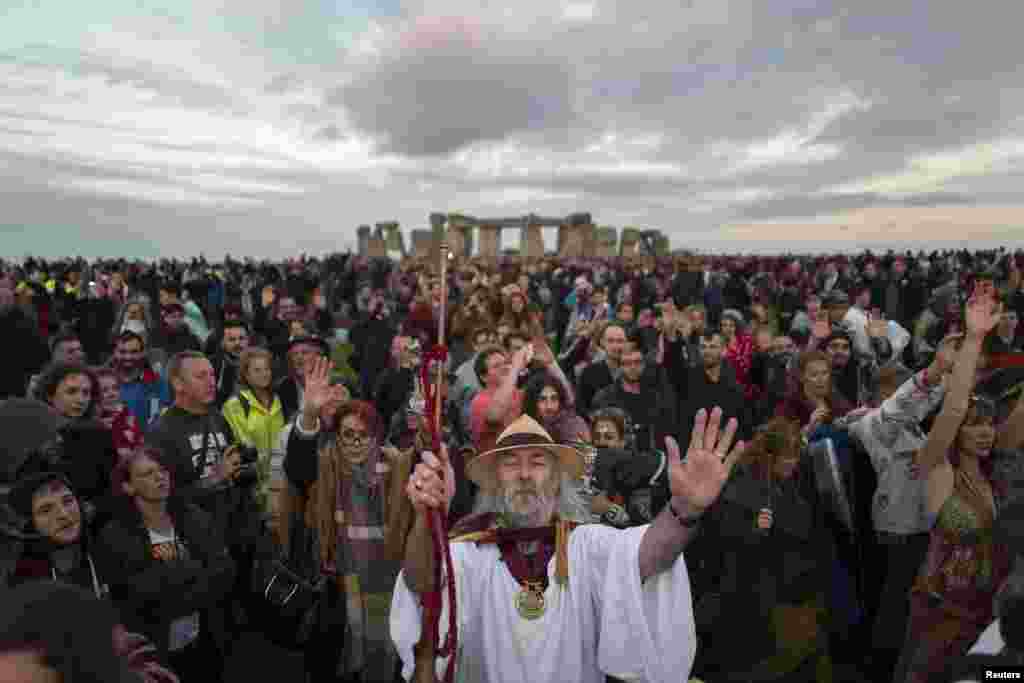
340, 429, 369, 442
538, 392, 560, 402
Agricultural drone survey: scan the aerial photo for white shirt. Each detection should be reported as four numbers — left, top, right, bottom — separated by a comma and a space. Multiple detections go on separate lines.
970, 619, 1004, 655
391, 524, 696, 683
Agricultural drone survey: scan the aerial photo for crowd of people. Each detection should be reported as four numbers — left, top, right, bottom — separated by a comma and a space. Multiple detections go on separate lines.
0, 246, 1023, 683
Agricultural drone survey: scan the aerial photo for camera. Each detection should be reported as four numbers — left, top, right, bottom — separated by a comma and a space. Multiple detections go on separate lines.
234, 445, 261, 487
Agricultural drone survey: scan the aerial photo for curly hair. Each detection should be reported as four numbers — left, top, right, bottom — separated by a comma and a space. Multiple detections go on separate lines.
742, 417, 803, 482
335, 399, 382, 439
33, 361, 98, 420
523, 374, 569, 423
110, 444, 170, 499
588, 406, 633, 449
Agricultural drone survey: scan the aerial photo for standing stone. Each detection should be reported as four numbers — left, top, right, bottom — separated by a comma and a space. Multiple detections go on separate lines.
478, 224, 501, 261
357, 225, 371, 256
366, 235, 386, 258
620, 227, 641, 256
523, 223, 545, 259
411, 230, 434, 259
595, 227, 618, 258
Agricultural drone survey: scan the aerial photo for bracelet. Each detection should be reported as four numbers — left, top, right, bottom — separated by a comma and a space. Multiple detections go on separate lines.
669, 501, 703, 528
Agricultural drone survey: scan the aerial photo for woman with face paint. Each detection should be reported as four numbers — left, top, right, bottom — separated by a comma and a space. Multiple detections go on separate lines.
893, 290, 1021, 683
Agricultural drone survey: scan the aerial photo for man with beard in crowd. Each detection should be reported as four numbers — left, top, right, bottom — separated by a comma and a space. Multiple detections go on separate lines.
110, 331, 171, 432
393, 407, 745, 683
663, 312, 750, 446
593, 346, 676, 456
824, 290, 893, 365
210, 320, 250, 408
819, 325, 891, 408
576, 323, 627, 417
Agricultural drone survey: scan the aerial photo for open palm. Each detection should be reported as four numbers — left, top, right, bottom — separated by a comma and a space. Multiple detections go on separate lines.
667, 408, 745, 513
303, 356, 334, 414
965, 292, 1002, 337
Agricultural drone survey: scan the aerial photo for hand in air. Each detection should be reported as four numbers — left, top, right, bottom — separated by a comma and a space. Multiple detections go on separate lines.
667, 407, 745, 515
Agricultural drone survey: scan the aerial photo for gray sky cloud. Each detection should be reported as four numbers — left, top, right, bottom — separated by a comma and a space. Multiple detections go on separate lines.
0, 0, 1021, 257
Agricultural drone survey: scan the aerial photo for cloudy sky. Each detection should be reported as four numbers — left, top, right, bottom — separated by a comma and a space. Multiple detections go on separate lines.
1, 0, 1022, 258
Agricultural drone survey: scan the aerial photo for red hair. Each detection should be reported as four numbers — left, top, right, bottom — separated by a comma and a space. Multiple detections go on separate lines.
110, 445, 170, 498
336, 400, 382, 440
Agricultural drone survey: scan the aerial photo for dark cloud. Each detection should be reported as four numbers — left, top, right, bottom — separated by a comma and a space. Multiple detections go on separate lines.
330, 32, 574, 156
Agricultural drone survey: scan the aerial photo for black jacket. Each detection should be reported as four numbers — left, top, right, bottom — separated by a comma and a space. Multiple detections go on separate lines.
276, 376, 302, 423
693, 462, 833, 674
663, 338, 750, 442
577, 360, 615, 418
349, 317, 397, 398
210, 351, 240, 409
592, 379, 678, 453
145, 407, 256, 550
93, 497, 235, 657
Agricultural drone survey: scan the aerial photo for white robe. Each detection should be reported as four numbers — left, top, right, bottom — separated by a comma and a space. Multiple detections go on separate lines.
390, 524, 696, 683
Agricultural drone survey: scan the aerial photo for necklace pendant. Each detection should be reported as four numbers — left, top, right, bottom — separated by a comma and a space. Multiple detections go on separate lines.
515, 583, 546, 620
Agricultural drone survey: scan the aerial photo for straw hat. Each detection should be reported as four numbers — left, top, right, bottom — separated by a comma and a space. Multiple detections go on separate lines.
466, 414, 584, 490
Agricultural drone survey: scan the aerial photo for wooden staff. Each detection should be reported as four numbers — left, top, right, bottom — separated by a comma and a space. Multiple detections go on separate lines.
413, 229, 455, 683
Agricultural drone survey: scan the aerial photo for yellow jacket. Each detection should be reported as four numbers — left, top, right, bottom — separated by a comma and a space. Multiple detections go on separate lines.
222, 388, 286, 458
223, 389, 286, 512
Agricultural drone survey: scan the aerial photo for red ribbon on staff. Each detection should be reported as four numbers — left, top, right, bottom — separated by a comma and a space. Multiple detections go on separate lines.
418, 346, 457, 683
416, 234, 457, 683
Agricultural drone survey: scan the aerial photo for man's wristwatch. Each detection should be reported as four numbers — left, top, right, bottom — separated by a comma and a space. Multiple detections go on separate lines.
669, 501, 703, 528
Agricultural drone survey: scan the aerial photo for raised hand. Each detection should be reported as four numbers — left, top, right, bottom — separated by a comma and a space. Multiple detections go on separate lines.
867, 309, 888, 339
667, 407, 745, 515
407, 446, 456, 516
533, 340, 556, 367
302, 356, 335, 416
931, 333, 964, 377
812, 311, 831, 341
964, 290, 1002, 339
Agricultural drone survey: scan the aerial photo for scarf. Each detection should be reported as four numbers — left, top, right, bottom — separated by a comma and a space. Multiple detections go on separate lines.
450, 512, 577, 587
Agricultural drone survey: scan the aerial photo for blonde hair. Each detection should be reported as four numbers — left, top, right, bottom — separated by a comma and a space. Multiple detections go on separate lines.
237, 347, 273, 392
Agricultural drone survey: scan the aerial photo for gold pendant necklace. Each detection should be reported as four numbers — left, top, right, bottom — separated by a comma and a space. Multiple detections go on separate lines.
515, 580, 546, 620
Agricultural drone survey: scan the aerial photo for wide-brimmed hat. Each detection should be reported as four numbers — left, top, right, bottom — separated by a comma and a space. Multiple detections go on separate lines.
465, 414, 584, 490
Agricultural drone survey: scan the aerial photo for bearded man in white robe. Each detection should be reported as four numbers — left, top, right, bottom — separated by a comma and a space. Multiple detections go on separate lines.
391, 406, 744, 683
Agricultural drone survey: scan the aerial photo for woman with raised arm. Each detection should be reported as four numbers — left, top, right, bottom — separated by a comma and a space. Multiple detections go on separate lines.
281, 356, 403, 683
894, 291, 1016, 683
